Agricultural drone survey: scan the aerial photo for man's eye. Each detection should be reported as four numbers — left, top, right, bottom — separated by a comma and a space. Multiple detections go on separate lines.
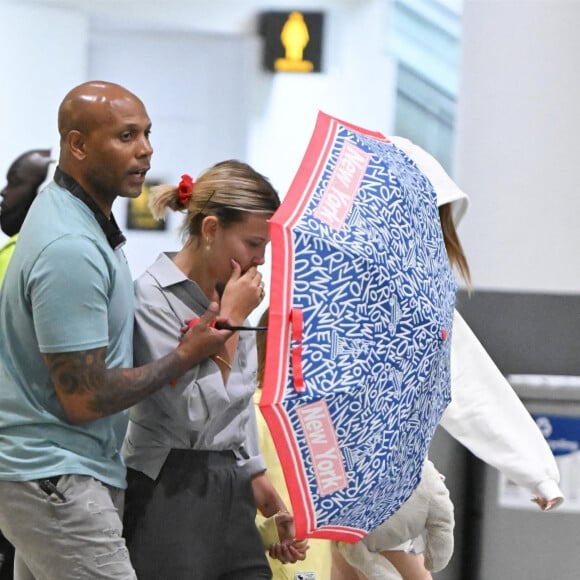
120, 132, 132, 141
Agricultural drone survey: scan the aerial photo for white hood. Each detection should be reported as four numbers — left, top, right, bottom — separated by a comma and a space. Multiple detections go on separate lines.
390, 136, 563, 505
389, 136, 469, 225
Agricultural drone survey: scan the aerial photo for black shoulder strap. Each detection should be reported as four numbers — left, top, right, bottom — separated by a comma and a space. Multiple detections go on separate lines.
54, 167, 126, 250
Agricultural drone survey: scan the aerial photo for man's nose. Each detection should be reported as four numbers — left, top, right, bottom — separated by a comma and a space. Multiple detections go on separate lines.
137, 135, 153, 158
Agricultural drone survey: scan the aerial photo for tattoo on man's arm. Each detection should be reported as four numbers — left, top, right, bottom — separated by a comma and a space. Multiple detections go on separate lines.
45, 347, 183, 420
46, 349, 105, 395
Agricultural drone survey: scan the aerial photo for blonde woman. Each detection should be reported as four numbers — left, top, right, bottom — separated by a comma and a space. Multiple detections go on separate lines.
122, 160, 306, 579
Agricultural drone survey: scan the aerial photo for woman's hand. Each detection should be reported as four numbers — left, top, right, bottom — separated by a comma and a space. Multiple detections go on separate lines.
532, 495, 563, 511
267, 512, 309, 564
220, 260, 265, 325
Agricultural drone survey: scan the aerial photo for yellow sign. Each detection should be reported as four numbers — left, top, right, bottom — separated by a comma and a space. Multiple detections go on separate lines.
259, 11, 324, 73
275, 12, 314, 73
126, 182, 166, 231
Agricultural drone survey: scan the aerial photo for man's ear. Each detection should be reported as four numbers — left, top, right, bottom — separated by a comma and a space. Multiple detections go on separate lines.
66, 130, 87, 161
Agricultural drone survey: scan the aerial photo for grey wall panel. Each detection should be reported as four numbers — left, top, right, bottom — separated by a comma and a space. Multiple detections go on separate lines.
455, 290, 580, 376
438, 290, 580, 579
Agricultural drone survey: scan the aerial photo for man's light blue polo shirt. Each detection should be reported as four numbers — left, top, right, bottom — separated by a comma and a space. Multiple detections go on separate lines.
0, 181, 134, 489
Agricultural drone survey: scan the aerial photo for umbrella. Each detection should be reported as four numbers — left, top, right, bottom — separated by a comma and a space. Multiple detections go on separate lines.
260, 111, 457, 542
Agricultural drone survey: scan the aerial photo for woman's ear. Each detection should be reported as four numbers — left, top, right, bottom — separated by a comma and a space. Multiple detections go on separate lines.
201, 215, 218, 241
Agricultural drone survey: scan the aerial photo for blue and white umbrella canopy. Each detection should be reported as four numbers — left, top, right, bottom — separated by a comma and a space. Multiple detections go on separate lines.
260, 112, 457, 542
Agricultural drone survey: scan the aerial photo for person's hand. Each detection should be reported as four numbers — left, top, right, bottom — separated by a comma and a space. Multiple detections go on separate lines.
269, 537, 309, 564
532, 495, 563, 511
219, 261, 265, 325
273, 511, 295, 543
177, 302, 232, 367
268, 512, 309, 564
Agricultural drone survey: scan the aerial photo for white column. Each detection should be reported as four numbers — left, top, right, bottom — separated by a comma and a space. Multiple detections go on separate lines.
453, 0, 580, 293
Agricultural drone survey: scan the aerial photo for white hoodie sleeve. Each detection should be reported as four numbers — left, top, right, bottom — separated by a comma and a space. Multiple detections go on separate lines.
440, 310, 563, 503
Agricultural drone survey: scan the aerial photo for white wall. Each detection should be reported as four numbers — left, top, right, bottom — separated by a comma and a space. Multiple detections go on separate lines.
454, 0, 580, 294
4, 0, 580, 294
0, 0, 395, 281
247, 1, 394, 195
88, 28, 261, 278
0, 1, 89, 186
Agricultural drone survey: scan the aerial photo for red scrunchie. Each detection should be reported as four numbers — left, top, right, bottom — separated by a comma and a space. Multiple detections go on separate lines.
177, 174, 194, 207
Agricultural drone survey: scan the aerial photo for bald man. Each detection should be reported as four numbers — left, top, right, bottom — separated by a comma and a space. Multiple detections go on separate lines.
0, 81, 232, 580
0, 149, 52, 283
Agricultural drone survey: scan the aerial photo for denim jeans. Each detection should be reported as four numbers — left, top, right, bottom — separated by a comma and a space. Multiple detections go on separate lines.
0, 475, 136, 580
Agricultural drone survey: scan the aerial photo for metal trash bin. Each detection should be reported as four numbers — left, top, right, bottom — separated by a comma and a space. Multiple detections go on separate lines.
469, 374, 580, 580
434, 290, 580, 579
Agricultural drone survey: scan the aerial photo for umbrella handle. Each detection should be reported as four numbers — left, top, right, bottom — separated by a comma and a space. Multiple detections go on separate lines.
291, 308, 306, 393
187, 319, 266, 332
214, 323, 267, 331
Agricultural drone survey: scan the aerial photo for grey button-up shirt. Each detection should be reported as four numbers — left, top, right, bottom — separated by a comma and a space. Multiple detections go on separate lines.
122, 252, 265, 480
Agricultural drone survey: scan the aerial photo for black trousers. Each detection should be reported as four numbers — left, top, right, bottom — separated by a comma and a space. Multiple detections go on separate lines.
0, 531, 14, 580
123, 449, 271, 580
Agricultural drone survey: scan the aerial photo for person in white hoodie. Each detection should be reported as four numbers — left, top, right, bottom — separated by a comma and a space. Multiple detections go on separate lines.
391, 136, 563, 511
333, 137, 563, 580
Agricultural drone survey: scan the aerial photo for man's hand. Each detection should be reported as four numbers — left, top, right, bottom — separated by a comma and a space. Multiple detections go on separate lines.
177, 302, 232, 369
